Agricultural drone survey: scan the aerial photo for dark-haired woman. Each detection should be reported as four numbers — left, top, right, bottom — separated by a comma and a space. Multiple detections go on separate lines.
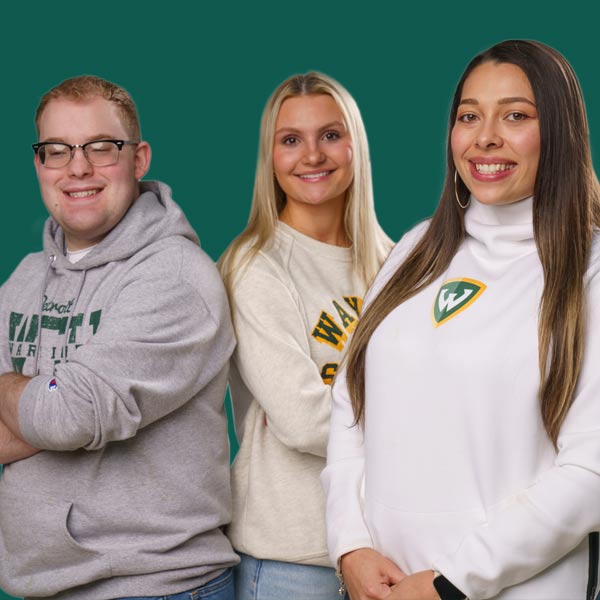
323, 40, 600, 600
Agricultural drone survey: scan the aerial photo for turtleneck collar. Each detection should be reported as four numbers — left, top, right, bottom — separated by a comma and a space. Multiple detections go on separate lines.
464, 195, 536, 262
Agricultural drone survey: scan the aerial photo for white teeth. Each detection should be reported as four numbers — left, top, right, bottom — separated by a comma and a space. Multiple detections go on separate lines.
67, 190, 99, 198
299, 171, 330, 180
475, 163, 515, 174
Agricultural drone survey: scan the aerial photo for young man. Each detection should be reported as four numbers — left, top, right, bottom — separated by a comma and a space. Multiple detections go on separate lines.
0, 76, 237, 600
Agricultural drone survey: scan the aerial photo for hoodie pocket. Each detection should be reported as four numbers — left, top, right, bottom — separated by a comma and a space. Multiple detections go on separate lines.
364, 496, 487, 574
0, 486, 111, 597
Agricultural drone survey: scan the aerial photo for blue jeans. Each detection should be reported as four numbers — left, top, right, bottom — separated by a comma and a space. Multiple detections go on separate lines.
234, 553, 340, 600
118, 567, 234, 600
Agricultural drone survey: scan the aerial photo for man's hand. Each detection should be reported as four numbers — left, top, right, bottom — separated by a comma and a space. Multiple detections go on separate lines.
387, 570, 440, 600
0, 418, 38, 464
0, 372, 38, 462
341, 547, 406, 600
0, 372, 31, 438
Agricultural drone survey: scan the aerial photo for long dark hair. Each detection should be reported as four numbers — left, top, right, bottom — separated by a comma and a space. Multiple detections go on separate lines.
346, 40, 600, 446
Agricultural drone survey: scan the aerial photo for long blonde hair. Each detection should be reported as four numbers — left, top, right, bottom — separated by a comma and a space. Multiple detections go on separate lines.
219, 71, 391, 289
346, 40, 600, 447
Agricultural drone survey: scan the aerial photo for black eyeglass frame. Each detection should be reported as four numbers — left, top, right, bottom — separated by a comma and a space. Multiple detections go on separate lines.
31, 139, 139, 167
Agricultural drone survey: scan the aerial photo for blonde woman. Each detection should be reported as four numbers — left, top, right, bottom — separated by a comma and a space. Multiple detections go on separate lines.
220, 72, 391, 599
323, 40, 600, 600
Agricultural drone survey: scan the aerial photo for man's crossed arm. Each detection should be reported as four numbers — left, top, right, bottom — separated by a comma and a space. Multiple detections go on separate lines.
0, 373, 39, 464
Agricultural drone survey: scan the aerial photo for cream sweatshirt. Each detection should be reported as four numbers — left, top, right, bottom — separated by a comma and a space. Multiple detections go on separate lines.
227, 222, 364, 566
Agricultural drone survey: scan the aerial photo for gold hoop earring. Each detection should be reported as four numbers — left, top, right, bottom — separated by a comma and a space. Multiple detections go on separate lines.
454, 171, 470, 209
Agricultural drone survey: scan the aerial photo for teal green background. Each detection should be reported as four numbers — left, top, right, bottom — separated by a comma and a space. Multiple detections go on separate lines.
1, 2, 599, 598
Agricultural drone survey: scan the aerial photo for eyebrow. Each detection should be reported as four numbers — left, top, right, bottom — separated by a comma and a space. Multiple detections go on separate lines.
39, 134, 122, 144
275, 120, 346, 136
459, 97, 536, 107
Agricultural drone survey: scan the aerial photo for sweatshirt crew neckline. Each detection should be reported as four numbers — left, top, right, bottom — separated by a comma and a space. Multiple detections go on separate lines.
277, 221, 353, 262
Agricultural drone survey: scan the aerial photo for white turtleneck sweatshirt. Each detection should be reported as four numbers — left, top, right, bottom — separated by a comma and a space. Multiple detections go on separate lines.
322, 197, 600, 599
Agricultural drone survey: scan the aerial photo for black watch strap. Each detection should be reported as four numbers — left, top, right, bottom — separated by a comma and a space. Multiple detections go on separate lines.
433, 573, 467, 600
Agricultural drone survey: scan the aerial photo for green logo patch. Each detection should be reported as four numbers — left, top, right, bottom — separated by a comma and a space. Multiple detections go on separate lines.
432, 278, 486, 327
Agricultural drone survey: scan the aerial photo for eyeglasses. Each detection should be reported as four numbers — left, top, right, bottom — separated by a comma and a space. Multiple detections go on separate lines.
32, 139, 138, 169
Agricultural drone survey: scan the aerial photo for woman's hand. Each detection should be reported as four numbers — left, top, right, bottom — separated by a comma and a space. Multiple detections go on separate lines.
387, 570, 440, 600
341, 547, 405, 600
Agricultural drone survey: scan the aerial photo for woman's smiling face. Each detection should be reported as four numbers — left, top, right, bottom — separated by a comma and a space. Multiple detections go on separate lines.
451, 61, 540, 206
272, 94, 353, 214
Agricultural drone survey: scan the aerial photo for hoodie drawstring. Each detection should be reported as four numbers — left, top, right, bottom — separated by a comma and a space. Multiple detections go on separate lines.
32, 254, 56, 376
61, 269, 87, 369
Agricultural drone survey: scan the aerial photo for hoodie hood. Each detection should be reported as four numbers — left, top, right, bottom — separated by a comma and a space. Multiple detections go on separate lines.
43, 181, 200, 271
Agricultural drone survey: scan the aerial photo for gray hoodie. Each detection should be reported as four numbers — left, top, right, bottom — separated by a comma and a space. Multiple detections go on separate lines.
0, 181, 238, 599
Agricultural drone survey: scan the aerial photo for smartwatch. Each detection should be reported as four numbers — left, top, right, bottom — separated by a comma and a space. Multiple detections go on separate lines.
433, 571, 467, 600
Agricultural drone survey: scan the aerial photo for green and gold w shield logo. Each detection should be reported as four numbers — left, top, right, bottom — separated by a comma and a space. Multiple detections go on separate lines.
431, 278, 486, 327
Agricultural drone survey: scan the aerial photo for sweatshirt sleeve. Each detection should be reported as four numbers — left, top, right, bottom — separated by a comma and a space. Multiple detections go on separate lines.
18, 254, 235, 451
321, 221, 430, 563
229, 261, 332, 457
321, 366, 374, 562
0, 281, 10, 374
433, 267, 600, 599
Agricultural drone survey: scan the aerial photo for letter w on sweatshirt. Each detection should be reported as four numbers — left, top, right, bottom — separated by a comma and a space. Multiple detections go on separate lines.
432, 278, 486, 327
